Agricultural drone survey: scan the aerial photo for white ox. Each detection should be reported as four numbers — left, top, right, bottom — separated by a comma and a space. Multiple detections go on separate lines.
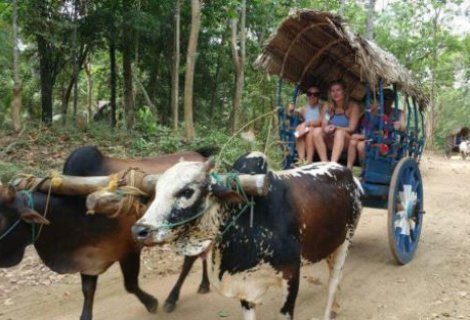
459, 140, 470, 160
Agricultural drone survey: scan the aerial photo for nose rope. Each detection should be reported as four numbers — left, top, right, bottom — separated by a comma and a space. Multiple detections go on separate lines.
19, 190, 40, 244
157, 203, 215, 230
150, 172, 255, 242
0, 191, 36, 243
0, 220, 22, 241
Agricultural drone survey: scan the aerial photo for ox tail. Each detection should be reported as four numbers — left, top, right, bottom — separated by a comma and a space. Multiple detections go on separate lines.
353, 176, 364, 196
347, 176, 364, 241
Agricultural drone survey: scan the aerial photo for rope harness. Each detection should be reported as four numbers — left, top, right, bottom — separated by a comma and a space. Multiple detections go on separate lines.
212, 172, 255, 241
0, 190, 40, 244
155, 172, 255, 243
109, 168, 149, 218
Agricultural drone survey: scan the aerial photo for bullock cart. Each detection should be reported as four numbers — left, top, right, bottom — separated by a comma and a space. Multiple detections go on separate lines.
255, 10, 428, 264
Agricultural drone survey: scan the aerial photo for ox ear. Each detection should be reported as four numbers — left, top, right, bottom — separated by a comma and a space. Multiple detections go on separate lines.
210, 183, 245, 204
202, 158, 215, 173
20, 209, 50, 225
0, 185, 16, 205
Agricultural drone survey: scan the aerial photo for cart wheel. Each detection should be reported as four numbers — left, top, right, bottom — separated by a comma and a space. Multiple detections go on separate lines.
388, 157, 424, 264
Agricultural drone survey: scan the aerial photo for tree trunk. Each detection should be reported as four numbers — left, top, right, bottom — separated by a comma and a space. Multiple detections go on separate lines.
37, 35, 54, 125
109, 36, 117, 128
230, 0, 246, 132
209, 32, 225, 128
61, 46, 90, 124
36, 0, 57, 125
171, 0, 181, 131
122, 0, 135, 130
72, 0, 79, 121
365, 0, 376, 40
11, 0, 22, 132
183, 0, 202, 139
339, 0, 346, 15
427, 8, 441, 150
85, 58, 93, 118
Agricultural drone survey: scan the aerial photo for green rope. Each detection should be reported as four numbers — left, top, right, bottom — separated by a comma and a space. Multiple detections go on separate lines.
215, 171, 255, 242
157, 172, 256, 242
17, 190, 38, 245
158, 203, 214, 230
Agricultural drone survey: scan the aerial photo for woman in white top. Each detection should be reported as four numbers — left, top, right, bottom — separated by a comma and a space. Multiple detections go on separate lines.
288, 86, 324, 164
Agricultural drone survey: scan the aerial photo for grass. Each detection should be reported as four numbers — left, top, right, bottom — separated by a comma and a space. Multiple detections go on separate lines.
0, 120, 284, 183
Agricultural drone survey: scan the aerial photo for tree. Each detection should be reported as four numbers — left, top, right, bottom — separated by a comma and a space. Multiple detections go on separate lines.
72, 0, 79, 121
184, 0, 201, 139
109, 31, 117, 128
230, 0, 246, 132
122, 0, 135, 129
364, 0, 376, 40
11, 0, 21, 132
35, 0, 60, 125
171, 0, 181, 131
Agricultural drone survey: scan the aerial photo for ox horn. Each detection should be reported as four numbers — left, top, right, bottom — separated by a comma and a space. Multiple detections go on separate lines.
202, 157, 216, 173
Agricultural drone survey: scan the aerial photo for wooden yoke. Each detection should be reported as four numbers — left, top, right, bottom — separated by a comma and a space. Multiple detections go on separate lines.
10, 173, 159, 195
11, 171, 269, 217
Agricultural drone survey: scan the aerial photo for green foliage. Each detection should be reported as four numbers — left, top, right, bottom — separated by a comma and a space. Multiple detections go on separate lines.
0, 0, 469, 154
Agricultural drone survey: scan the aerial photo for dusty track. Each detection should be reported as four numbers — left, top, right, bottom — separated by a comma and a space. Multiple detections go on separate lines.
1, 155, 469, 320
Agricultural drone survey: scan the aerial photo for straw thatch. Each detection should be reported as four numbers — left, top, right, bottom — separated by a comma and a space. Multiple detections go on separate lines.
447, 126, 469, 137
254, 9, 428, 109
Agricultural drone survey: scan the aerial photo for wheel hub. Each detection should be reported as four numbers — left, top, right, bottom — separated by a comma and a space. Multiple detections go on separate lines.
394, 184, 417, 236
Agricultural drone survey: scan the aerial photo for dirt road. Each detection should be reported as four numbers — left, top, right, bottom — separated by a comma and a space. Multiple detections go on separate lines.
1, 155, 469, 320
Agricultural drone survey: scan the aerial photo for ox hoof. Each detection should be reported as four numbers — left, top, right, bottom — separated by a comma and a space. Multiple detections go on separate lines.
145, 297, 158, 314
164, 301, 177, 313
197, 285, 210, 294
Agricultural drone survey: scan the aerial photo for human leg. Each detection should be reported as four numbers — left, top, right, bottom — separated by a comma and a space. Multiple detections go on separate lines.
295, 123, 307, 161
331, 130, 351, 163
357, 140, 366, 164
306, 130, 316, 163
313, 127, 329, 162
347, 139, 358, 169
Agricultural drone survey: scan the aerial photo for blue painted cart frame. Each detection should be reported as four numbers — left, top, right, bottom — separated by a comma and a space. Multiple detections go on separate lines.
256, 10, 428, 265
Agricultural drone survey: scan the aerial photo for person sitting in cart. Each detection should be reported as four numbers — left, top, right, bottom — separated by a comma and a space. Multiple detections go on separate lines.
312, 80, 361, 163
288, 85, 324, 164
347, 90, 406, 169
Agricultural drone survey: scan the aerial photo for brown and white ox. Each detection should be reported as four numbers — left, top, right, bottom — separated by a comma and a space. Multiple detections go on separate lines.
132, 153, 363, 320
0, 146, 214, 320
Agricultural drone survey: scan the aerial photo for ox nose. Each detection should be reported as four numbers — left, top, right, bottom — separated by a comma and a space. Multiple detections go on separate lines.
131, 223, 152, 241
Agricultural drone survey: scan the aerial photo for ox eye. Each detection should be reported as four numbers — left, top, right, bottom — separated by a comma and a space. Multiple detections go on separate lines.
177, 188, 194, 199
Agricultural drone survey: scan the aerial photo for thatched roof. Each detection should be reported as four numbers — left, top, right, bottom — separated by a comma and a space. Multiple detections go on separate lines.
448, 127, 470, 137
254, 9, 428, 109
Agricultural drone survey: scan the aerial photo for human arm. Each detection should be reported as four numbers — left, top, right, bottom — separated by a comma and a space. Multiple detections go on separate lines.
336, 101, 360, 134
393, 110, 406, 131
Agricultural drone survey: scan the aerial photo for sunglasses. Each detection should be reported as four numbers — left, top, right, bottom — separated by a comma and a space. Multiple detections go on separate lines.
306, 91, 321, 97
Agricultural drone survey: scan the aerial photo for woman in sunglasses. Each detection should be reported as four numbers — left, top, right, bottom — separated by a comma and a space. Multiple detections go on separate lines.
312, 80, 361, 163
288, 86, 324, 164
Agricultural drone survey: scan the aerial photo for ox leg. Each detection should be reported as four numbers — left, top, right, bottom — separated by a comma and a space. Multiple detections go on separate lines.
198, 258, 210, 294
279, 263, 300, 319
323, 240, 350, 320
241, 300, 256, 320
119, 251, 158, 314
80, 274, 97, 320
164, 255, 198, 313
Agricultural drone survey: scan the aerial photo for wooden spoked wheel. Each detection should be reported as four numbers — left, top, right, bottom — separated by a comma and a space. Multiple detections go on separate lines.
388, 157, 424, 264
